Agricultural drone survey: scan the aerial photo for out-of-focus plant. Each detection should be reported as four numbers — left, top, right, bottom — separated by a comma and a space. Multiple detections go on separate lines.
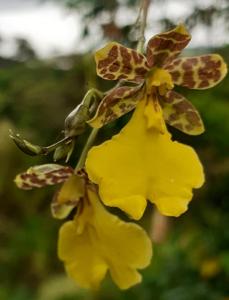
49, 0, 229, 45
9, 0, 228, 293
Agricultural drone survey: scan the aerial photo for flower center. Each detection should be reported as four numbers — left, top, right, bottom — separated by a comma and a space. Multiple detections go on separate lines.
146, 67, 174, 95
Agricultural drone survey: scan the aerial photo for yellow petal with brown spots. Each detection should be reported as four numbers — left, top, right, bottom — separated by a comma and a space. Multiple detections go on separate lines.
165, 54, 227, 89
159, 90, 205, 135
146, 24, 191, 68
15, 164, 73, 190
88, 84, 144, 128
95, 42, 149, 82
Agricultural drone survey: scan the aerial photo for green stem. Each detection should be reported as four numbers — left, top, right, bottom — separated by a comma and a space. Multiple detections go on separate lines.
75, 128, 99, 171
137, 0, 150, 53
75, 1, 150, 172
82, 88, 103, 108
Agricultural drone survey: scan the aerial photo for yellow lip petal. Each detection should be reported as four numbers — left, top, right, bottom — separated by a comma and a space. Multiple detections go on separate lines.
86, 97, 204, 219
58, 187, 152, 290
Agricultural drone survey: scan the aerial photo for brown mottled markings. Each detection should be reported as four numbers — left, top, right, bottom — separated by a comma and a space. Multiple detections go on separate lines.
170, 71, 180, 82
109, 45, 118, 60
119, 47, 132, 74
17, 166, 74, 190
104, 108, 117, 123
135, 67, 147, 75
150, 52, 168, 66
119, 103, 127, 113
104, 73, 115, 80
173, 101, 191, 113
29, 176, 46, 185
168, 113, 179, 122
173, 59, 182, 66
21, 183, 31, 189
151, 38, 181, 52
97, 86, 132, 115
120, 46, 131, 62
46, 172, 55, 178
122, 66, 132, 74
200, 56, 210, 64
98, 60, 108, 69
109, 62, 120, 72
100, 68, 107, 74
160, 31, 190, 42
186, 111, 201, 125
188, 58, 198, 65
131, 49, 144, 64
21, 173, 30, 180
172, 123, 184, 131
134, 75, 145, 82
146, 30, 190, 67
198, 80, 209, 88
158, 91, 175, 104
198, 60, 221, 83
182, 70, 195, 88
118, 74, 128, 80
214, 70, 221, 80
182, 60, 192, 69
52, 176, 67, 184
166, 55, 224, 89
115, 87, 131, 97
98, 45, 118, 70
185, 124, 194, 131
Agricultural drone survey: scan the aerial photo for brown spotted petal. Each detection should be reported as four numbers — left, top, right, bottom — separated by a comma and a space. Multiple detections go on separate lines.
88, 84, 145, 128
146, 24, 191, 68
165, 54, 227, 89
15, 164, 74, 190
51, 174, 85, 219
95, 42, 149, 82
159, 91, 205, 135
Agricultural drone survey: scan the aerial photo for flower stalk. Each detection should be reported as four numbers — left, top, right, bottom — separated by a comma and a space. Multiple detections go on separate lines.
75, 127, 99, 171
137, 0, 150, 53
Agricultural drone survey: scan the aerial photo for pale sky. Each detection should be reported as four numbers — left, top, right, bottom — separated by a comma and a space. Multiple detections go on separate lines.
0, 1, 81, 57
0, 0, 227, 58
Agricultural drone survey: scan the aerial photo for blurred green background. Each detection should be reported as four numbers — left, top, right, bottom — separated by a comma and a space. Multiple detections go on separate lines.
0, 0, 228, 299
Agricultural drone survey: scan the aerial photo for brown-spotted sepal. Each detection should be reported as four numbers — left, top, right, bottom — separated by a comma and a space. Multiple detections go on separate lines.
165, 54, 227, 89
146, 24, 191, 68
88, 84, 145, 128
95, 42, 149, 82
159, 91, 205, 135
15, 164, 74, 190
51, 174, 84, 219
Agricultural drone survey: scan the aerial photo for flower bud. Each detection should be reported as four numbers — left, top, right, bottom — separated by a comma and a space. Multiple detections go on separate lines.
9, 130, 45, 156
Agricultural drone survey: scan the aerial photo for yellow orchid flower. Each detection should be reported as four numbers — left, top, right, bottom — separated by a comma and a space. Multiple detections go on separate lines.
58, 182, 152, 290
85, 24, 227, 220
15, 166, 152, 289
86, 97, 205, 220
89, 24, 227, 135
